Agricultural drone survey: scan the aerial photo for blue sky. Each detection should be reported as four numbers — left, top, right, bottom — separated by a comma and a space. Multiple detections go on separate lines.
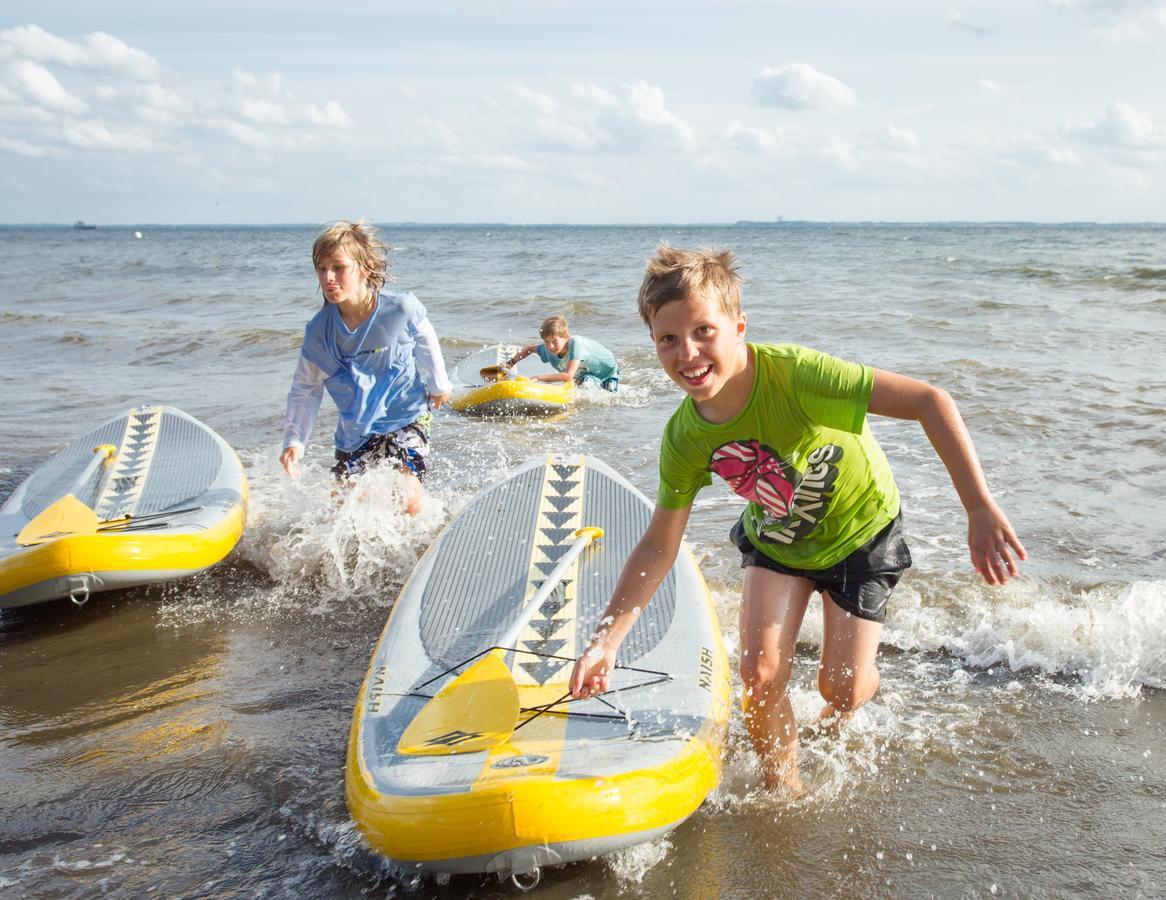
2, 1, 1164, 224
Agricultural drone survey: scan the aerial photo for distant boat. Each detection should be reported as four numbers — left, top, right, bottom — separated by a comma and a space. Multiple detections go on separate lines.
72, 221, 97, 230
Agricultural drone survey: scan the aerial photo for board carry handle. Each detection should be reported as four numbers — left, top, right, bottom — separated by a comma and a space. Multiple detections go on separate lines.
397, 526, 604, 756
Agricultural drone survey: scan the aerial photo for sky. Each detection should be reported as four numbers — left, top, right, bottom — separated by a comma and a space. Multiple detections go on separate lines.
1, 1, 1165, 224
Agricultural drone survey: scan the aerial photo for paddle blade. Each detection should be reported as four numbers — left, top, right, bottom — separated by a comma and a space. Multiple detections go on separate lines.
479, 365, 509, 382
16, 494, 101, 546
397, 650, 520, 755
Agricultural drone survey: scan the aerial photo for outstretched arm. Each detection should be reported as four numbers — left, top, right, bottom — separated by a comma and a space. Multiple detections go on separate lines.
413, 317, 453, 409
868, 368, 1027, 585
505, 344, 537, 367
570, 503, 692, 697
534, 359, 578, 383
281, 355, 326, 476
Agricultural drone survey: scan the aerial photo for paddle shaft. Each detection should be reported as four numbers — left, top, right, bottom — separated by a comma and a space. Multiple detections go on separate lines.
71, 444, 118, 502
497, 527, 603, 649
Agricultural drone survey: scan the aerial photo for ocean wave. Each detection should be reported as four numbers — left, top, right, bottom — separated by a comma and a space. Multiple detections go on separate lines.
1000, 266, 1062, 282
883, 576, 1166, 697
227, 327, 303, 355
0, 310, 67, 326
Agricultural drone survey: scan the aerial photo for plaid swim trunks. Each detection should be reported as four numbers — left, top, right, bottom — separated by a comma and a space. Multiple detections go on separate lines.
331, 413, 433, 482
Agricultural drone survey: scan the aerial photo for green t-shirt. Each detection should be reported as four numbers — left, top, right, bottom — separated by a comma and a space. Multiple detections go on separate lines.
657, 343, 900, 570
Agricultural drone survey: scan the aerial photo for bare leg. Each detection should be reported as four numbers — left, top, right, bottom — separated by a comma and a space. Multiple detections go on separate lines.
816, 592, 883, 731
399, 470, 424, 517
739, 567, 815, 793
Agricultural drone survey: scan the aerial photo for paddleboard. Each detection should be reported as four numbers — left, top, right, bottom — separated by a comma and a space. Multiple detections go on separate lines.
448, 344, 575, 416
346, 454, 730, 878
0, 405, 247, 609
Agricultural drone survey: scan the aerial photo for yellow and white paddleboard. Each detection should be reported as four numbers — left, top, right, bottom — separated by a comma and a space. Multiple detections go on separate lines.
0, 405, 247, 609
346, 455, 731, 878
448, 344, 575, 416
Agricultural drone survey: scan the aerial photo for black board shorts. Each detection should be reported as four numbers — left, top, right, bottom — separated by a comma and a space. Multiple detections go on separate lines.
730, 513, 912, 624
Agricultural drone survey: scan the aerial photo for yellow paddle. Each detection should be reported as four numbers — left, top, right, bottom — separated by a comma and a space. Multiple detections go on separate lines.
15, 444, 117, 546
397, 525, 604, 756
479, 364, 528, 383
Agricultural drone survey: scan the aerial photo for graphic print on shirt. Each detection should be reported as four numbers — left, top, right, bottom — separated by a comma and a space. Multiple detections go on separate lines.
709, 439, 798, 518
709, 440, 844, 546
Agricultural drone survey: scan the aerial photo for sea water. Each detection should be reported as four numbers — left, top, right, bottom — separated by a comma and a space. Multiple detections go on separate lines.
1, 223, 1163, 898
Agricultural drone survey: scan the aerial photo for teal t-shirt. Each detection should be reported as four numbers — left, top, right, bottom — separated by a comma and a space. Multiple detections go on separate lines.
536, 335, 618, 383
658, 343, 900, 570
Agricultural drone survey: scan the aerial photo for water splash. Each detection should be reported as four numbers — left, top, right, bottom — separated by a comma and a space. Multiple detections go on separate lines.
236, 448, 446, 603
605, 834, 672, 885
886, 577, 1166, 698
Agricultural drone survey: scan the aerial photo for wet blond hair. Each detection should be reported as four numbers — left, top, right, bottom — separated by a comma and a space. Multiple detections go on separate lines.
636, 244, 742, 327
539, 315, 570, 339
312, 220, 391, 296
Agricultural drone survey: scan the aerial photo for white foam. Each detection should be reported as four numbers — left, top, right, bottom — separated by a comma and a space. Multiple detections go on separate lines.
572, 378, 651, 409
885, 577, 1166, 698
711, 564, 1166, 699
604, 834, 672, 884
235, 447, 446, 603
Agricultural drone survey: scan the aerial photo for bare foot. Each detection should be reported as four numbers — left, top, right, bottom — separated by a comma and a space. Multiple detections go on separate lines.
760, 745, 805, 797
814, 703, 853, 736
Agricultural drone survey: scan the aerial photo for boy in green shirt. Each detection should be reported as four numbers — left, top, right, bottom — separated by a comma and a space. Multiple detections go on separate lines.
570, 245, 1026, 794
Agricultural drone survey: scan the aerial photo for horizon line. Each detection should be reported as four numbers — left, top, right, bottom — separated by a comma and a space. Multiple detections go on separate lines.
3, 219, 1165, 228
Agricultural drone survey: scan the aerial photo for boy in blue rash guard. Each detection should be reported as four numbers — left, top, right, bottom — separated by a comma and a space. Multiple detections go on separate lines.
280, 220, 452, 515
505, 314, 620, 391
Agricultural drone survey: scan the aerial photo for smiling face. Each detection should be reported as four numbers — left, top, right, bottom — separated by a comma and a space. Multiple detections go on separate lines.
649, 291, 750, 421
315, 247, 369, 308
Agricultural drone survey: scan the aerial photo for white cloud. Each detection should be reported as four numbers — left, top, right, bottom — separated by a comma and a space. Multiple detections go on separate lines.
231, 70, 282, 96
501, 84, 559, 117
997, 133, 1083, 167
575, 81, 693, 151
569, 83, 612, 111
529, 116, 597, 150
0, 134, 48, 156
947, 6, 1000, 36
301, 100, 350, 128
878, 125, 922, 152
210, 118, 271, 149
238, 97, 290, 125
6, 59, 87, 113
1049, 0, 1166, 41
752, 63, 855, 112
229, 69, 350, 131
1065, 103, 1166, 150
129, 83, 184, 126
0, 24, 159, 79
978, 78, 1003, 93
81, 31, 161, 79
722, 122, 784, 154
812, 126, 928, 175
63, 120, 155, 152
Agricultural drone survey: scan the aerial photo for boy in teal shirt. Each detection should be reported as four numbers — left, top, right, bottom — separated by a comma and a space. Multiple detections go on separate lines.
570, 245, 1026, 794
506, 314, 620, 391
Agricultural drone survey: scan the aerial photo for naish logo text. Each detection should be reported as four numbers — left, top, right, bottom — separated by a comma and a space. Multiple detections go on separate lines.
755, 443, 843, 545
340, 346, 389, 362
